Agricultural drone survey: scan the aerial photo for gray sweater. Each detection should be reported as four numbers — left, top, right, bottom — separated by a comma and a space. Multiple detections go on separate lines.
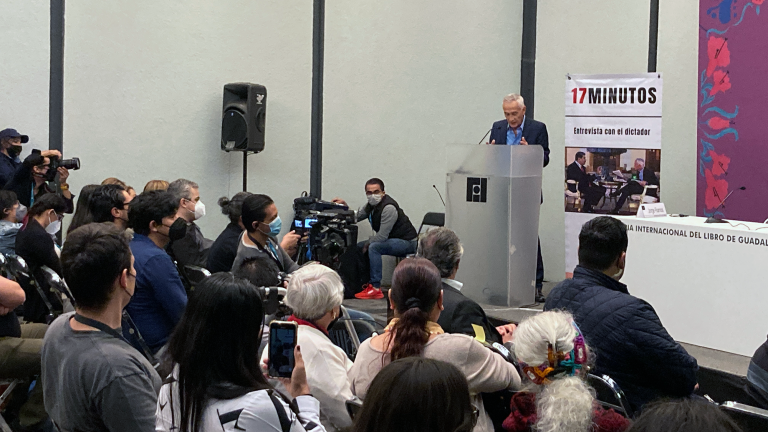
231, 232, 299, 274
356, 204, 398, 243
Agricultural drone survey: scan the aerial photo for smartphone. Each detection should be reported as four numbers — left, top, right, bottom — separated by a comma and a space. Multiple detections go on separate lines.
268, 321, 298, 378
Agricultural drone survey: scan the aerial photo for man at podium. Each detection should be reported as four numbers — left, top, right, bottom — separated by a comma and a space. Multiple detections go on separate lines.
489, 93, 550, 302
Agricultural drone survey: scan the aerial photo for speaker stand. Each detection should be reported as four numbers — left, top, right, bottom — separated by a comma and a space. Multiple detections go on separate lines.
243, 151, 250, 192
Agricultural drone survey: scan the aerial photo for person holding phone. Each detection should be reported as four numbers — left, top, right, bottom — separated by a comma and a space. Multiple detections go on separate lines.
156, 273, 326, 432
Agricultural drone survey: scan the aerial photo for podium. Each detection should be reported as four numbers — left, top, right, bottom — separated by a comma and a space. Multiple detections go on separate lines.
445, 145, 543, 307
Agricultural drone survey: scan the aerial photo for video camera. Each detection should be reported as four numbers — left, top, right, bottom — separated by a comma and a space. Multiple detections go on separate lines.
44, 155, 81, 181
292, 196, 358, 269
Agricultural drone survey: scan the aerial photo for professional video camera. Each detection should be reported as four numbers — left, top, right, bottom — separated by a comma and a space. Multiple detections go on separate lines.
44, 155, 81, 181
292, 196, 358, 269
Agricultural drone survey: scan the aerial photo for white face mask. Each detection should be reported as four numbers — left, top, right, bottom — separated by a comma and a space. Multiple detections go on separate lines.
367, 194, 383, 206
46, 212, 62, 235
15, 204, 27, 221
194, 200, 206, 220
612, 268, 624, 280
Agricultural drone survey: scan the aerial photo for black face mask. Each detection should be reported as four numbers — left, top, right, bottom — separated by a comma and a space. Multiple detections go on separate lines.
7, 145, 21, 158
167, 218, 188, 242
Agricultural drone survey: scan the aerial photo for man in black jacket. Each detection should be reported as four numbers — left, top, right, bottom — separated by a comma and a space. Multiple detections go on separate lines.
611, 158, 659, 214
333, 178, 417, 300
545, 216, 698, 411
566, 152, 605, 213
417, 227, 516, 344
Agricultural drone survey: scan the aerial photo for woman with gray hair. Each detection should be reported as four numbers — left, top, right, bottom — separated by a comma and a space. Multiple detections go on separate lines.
261, 263, 354, 432
504, 310, 629, 432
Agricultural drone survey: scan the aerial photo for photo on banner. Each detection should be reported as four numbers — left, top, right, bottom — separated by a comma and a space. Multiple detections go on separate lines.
563, 73, 663, 277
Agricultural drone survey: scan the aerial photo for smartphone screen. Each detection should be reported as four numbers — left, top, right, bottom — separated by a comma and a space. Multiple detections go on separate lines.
268, 321, 297, 378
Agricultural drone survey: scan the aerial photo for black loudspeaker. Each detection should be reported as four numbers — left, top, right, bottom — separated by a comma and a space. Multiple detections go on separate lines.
221, 83, 267, 152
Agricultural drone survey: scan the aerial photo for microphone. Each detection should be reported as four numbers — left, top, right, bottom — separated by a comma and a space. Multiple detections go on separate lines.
478, 128, 492, 145
705, 186, 746, 223
432, 185, 446, 207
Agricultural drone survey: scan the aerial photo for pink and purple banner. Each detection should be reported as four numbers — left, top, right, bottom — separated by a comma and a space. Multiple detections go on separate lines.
698, 0, 768, 221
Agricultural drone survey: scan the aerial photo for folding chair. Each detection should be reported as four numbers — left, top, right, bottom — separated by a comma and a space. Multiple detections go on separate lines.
720, 401, 768, 432
346, 397, 363, 421
586, 373, 634, 418
182, 265, 211, 291
417, 212, 445, 235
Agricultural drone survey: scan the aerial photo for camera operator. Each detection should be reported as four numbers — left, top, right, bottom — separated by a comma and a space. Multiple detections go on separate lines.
232, 194, 300, 274
0, 128, 28, 188
332, 178, 417, 300
3, 149, 74, 213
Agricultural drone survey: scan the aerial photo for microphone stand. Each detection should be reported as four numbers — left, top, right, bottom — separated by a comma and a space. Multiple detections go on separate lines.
705, 187, 745, 223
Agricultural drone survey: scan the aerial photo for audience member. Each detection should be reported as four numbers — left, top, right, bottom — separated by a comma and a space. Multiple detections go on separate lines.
45, 223, 161, 431
352, 358, 478, 432
233, 255, 284, 357
102, 176, 136, 199
4, 149, 74, 213
126, 190, 188, 353
417, 227, 516, 344
89, 184, 133, 230
261, 263, 354, 431
143, 179, 169, 193
167, 178, 213, 268
66, 184, 99, 234
0, 276, 49, 431
156, 273, 326, 432
207, 192, 252, 273
626, 399, 742, 432
545, 216, 698, 411
232, 194, 300, 273
348, 257, 520, 432
0, 190, 23, 255
15, 194, 67, 322
0, 128, 28, 188
504, 310, 629, 432
748, 337, 768, 399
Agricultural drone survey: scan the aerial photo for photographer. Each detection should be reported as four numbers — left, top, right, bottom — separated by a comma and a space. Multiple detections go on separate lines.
3, 149, 74, 213
333, 178, 417, 300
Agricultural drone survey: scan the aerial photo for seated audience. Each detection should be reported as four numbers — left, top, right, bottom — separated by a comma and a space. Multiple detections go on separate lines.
167, 178, 213, 268
233, 255, 285, 357
89, 184, 133, 230
4, 149, 74, 213
66, 184, 99, 234
143, 179, 169, 193
748, 337, 768, 400
156, 273, 326, 432
15, 194, 67, 323
504, 310, 629, 432
101, 177, 136, 199
232, 194, 300, 273
545, 216, 698, 411
352, 358, 477, 432
348, 257, 521, 432
0, 276, 49, 431
127, 190, 188, 353
207, 192, 252, 273
626, 399, 742, 432
261, 263, 354, 431
0, 128, 27, 188
44, 223, 161, 431
0, 190, 23, 255
567, 151, 606, 213
417, 227, 516, 344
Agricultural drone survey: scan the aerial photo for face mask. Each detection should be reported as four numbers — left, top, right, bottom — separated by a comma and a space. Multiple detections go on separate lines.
8, 145, 22, 158
46, 212, 62, 235
268, 215, 282, 236
194, 200, 206, 220
612, 268, 624, 280
15, 204, 27, 221
367, 193, 383, 206
166, 218, 188, 242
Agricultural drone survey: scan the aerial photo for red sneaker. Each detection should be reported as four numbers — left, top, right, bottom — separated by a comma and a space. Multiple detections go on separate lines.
355, 284, 384, 300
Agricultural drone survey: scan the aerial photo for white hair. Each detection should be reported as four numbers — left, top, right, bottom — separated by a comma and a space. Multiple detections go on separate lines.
535, 377, 595, 432
635, 158, 645, 167
503, 93, 525, 108
285, 263, 344, 321
514, 310, 579, 366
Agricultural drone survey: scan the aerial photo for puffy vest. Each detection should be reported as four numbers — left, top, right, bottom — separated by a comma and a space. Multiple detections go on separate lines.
367, 195, 417, 241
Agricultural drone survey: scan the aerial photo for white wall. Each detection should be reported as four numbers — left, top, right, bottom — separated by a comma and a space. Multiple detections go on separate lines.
322, 1, 524, 240
63, 1, 313, 237
535, 0, 652, 281
0, 0, 49, 157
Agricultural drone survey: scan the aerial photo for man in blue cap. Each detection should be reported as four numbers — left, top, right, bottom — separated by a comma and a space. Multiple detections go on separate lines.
0, 128, 29, 188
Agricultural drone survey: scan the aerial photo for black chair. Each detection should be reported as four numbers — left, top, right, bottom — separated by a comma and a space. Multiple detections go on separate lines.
696, 366, 768, 410
346, 397, 363, 421
183, 265, 211, 291
586, 373, 634, 418
328, 306, 381, 361
40, 265, 76, 311
417, 212, 445, 235
720, 401, 768, 432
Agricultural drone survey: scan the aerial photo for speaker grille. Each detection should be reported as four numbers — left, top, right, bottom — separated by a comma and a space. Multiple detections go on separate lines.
221, 109, 248, 151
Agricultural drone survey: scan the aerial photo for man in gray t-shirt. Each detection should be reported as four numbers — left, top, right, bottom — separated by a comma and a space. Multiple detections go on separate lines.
43, 223, 162, 432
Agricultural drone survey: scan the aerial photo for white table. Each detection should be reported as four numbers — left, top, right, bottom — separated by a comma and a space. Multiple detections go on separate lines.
567, 215, 768, 357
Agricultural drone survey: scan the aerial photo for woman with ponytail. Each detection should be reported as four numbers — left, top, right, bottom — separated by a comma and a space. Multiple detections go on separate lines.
348, 257, 520, 432
504, 310, 629, 432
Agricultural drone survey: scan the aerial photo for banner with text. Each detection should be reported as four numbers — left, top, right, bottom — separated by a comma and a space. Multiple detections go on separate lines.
564, 73, 663, 277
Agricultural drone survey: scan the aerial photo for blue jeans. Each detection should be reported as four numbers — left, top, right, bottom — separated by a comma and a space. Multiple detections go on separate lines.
367, 238, 417, 288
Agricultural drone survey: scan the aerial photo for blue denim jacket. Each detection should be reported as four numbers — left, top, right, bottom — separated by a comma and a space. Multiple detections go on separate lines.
0, 220, 22, 255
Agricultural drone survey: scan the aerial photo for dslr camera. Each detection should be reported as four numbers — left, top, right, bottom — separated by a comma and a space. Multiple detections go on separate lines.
44, 155, 81, 182
292, 196, 358, 270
